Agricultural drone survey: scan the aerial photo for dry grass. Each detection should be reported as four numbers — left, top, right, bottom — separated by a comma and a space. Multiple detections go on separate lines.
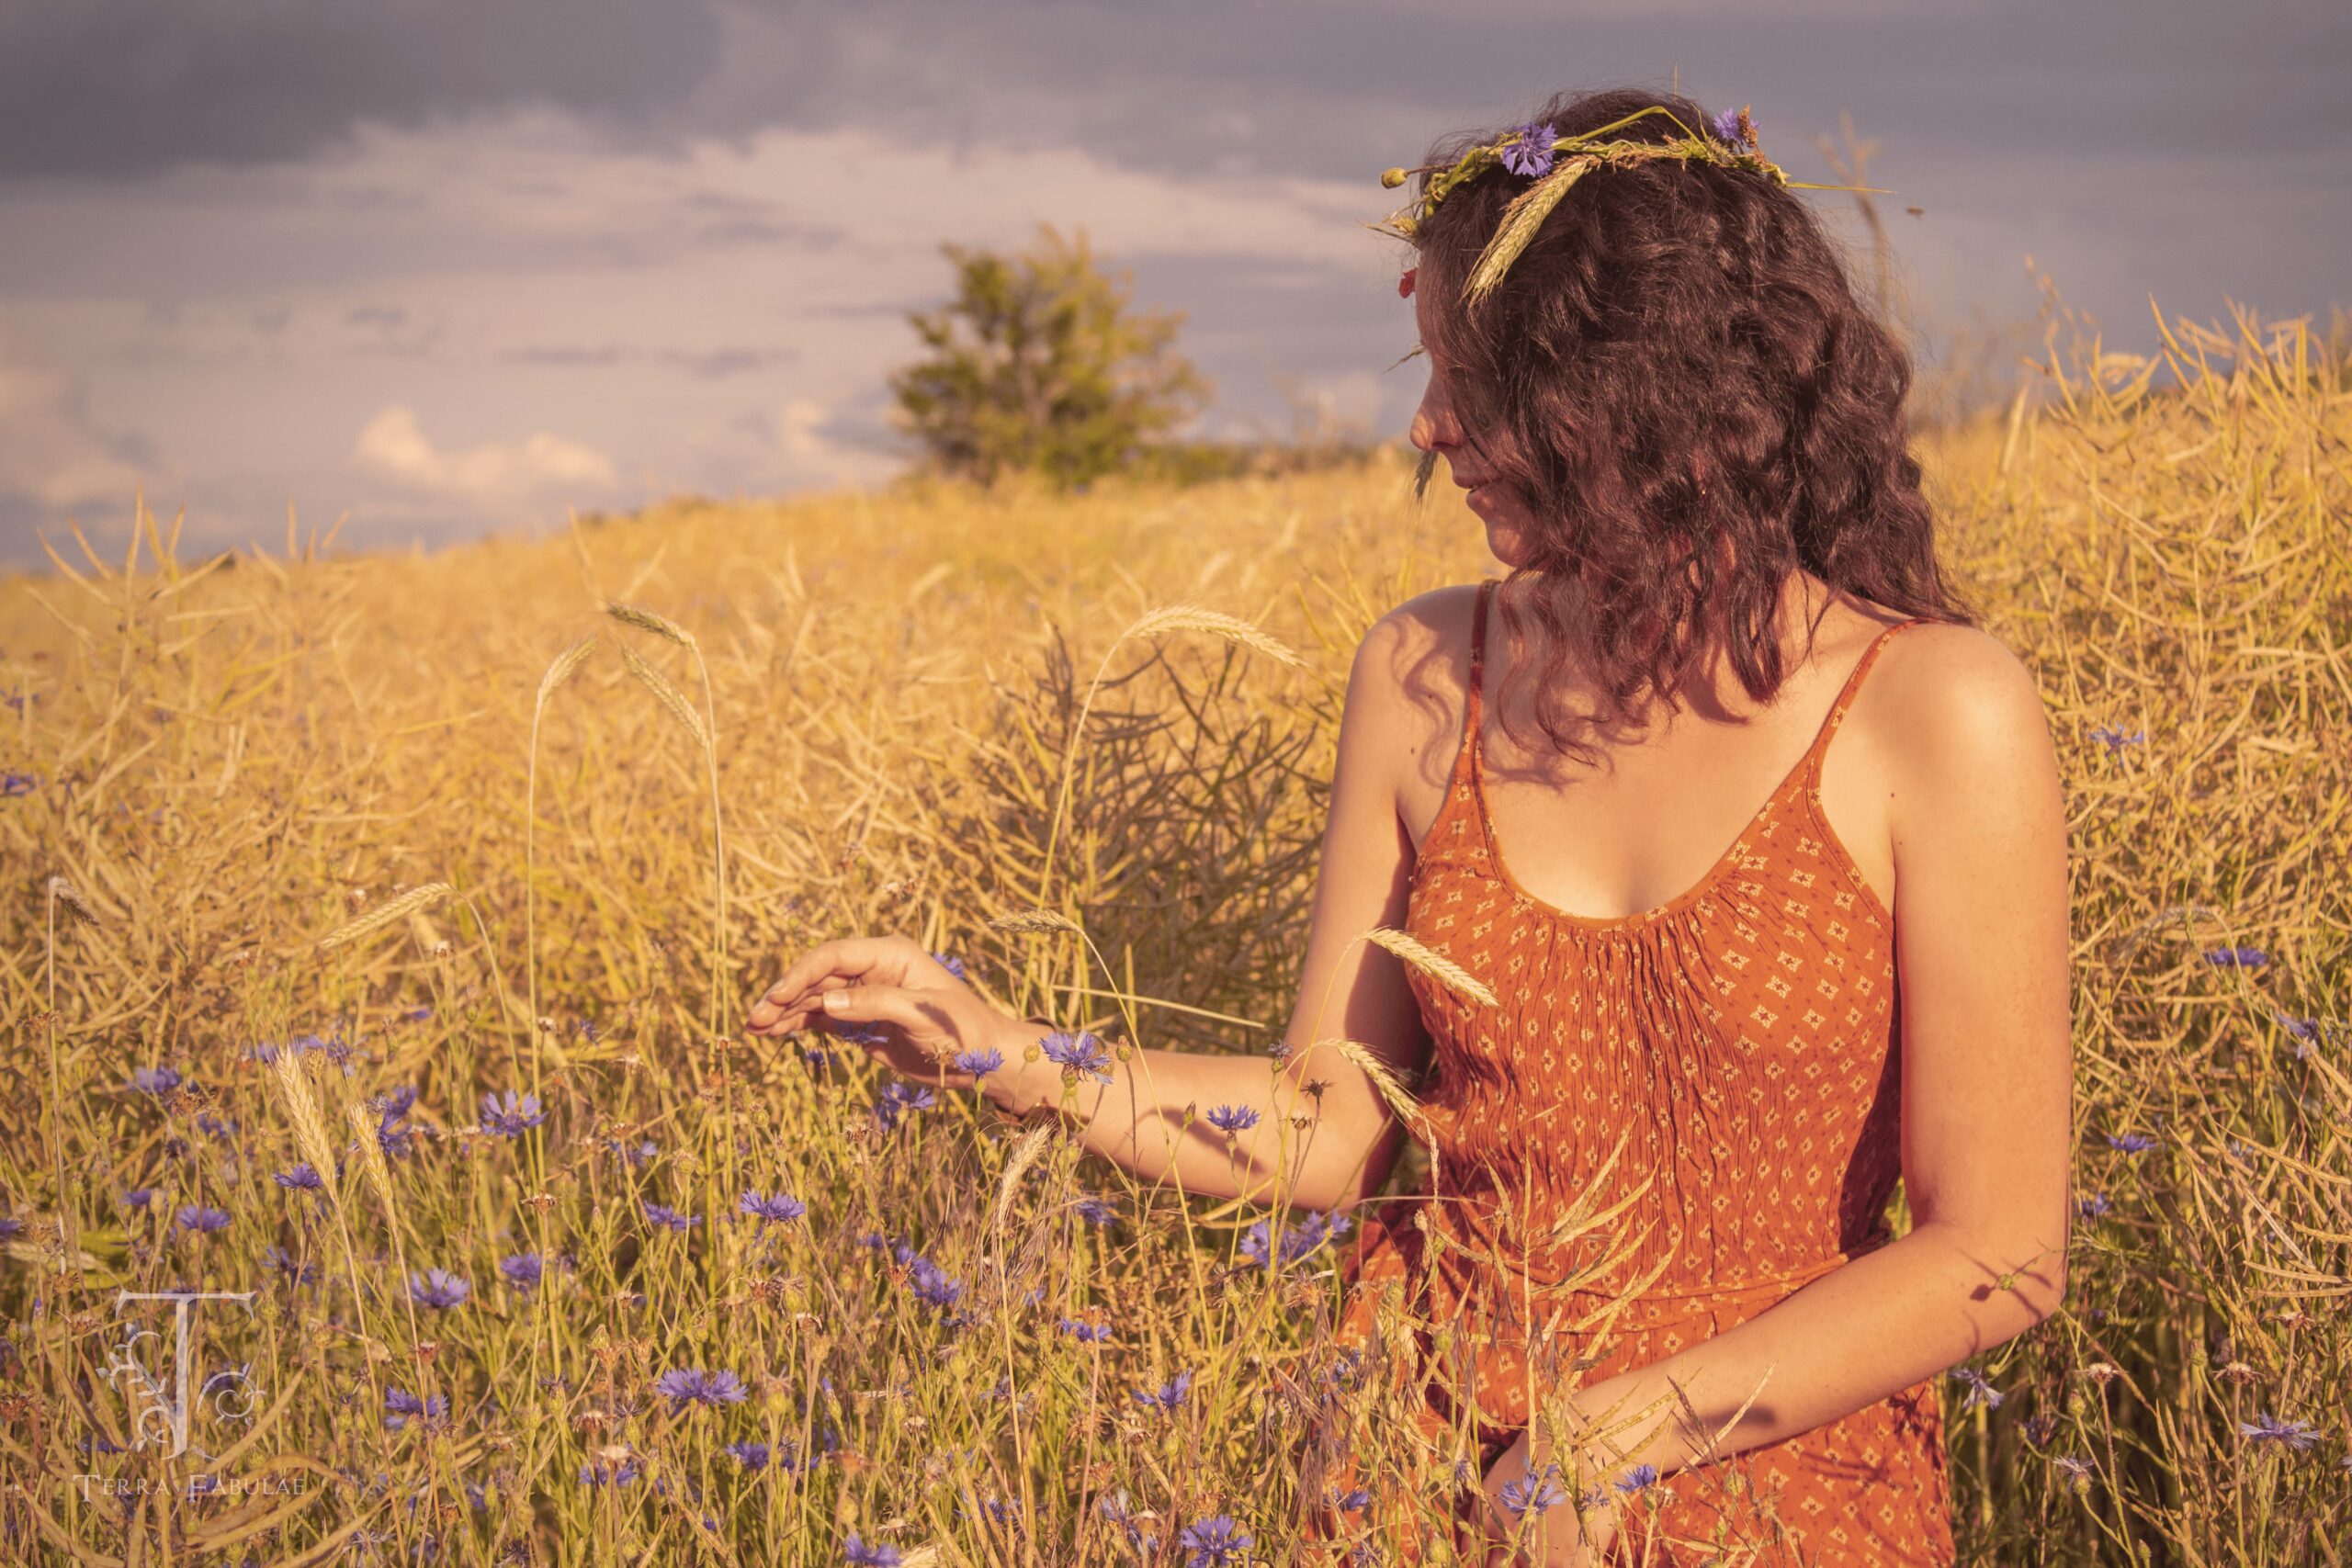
0, 299, 2345, 1564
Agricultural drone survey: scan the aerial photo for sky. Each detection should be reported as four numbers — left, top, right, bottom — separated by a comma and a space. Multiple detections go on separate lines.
1, 0, 2346, 570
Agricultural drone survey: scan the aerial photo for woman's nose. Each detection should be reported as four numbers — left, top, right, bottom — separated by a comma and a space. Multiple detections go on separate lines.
1409, 387, 1454, 454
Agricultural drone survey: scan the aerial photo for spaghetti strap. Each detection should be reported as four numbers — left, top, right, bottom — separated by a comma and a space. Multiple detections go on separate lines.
1800, 615, 1928, 792
1469, 579, 1493, 710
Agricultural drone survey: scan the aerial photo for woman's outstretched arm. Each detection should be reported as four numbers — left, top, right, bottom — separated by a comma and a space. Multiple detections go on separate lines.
1480, 625, 2075, 1561
744, 604, 1440, 1213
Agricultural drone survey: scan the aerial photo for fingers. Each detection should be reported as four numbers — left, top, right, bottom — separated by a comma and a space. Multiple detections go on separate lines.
744, 935, 914, 1036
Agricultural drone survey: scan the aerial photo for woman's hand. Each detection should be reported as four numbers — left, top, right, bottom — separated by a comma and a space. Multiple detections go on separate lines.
743, 933, 1033, 1093
1473, 1430, 1619, 1567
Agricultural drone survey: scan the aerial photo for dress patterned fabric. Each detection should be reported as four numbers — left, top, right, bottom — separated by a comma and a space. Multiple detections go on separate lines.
1327, 579, 1955, 1565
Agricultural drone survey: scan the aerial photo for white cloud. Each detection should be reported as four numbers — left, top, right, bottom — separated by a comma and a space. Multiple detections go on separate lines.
353, 403, 616, 505
0, 321, 164, 539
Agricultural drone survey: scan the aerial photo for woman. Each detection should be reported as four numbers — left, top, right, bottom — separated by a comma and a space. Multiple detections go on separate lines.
745, 86, 2072, 1566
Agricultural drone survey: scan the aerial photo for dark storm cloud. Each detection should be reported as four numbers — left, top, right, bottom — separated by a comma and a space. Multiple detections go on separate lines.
6, 0, 2345, 192
0, 0, 727, 180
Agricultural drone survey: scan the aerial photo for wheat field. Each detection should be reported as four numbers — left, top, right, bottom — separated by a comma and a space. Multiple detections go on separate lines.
1, 300, 2346, 1565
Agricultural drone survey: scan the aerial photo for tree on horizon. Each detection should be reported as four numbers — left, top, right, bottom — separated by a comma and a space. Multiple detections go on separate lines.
887, 221, 1210, 489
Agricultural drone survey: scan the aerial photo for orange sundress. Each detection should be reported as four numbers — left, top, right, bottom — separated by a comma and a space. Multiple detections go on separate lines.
1318, 579, 1955, 1565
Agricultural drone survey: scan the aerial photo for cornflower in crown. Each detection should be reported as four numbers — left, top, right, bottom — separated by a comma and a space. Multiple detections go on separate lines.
1377, 104, 1864, 309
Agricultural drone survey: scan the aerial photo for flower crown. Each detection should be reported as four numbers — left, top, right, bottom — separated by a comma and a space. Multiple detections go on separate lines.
1380, 104, 1861, 308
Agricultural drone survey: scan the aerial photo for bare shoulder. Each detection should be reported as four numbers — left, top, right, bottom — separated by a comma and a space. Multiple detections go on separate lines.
1344, 583, 1486, 801
1866, 621, 2053, 760
1847, 620, 2063, 845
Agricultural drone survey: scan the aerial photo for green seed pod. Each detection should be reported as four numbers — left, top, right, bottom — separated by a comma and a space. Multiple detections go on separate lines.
1380, 167, 1408, 188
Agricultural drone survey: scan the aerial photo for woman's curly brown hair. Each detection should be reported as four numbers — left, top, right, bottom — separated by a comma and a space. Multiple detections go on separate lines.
1408, 85, 1976, 765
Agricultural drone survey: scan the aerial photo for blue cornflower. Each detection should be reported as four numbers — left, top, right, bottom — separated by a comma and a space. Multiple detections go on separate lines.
1238, 1210, 1352, 1269
1498, 121, 1557, 178
2105, 1132, 2156, 1155
122, 1188, 155, 1211
741, 1190, 808, 1226
1205, 1104, 1260, 1135
2238, 1411, 2321, 1451
873, 1080, 936, 1132
402, 1006, 435, 1022
929, 951, 968, 980
2087, 725, 2146, 752
1058, 1316, 1114, 1343
479, 1090, 546, 1138
969, 1495, 1020, 1525
642, 1201, 699, 1233
842, 1533, 901, 1566
953, 1046, 1003, 1078
1951, 1366, 2005, 1411
1332, 1487, 1373, 1514
579, 1459, 641, 1488
1134, 1370, 1193, 1414
176, 1204, 230, 1233
196, 1112, 237, 1141
906, 1256, 964, 1312
1708, 106, 1743, 144
1100, 1491, 1159, 1552
2204, 946, 2267, 970
409, 1268, 471, 1309
1178, 1514, 1252, 1568
498, 1253, 544, 1292
607, 1135, 658, 1166
374, 1088, 420, 1159
2273, 1013, 2323, 1057
1040, 1030, 1114, 1083
1070, 1194, 1118, 1226
828, 1019, 891, 1047
131, 1066, 184, 1097
261, 1245, 319, 1285
1498, 1465, 1566, 1516
274, 1163, 324, 1192
384, 1388, 447, 1430
2075, 1191, 2112, 1220
1615, 1463, 1660, 1494
724, 1439, 771, 1472
1, 772, 35, 795
653, 1368, 749, 1411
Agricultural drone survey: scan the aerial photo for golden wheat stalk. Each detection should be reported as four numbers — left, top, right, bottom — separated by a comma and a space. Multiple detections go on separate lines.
47, 875, 100, 927
316, 882, 454, 952
604, 600, 697, 649
537, 633, 599, 704
1312, 1036, 1430, 1134
1124, 604, 1307, 669
1364, 926, 1497, 1007
1464, 153, 1598, 307
345, 1100, 399, 1219
989, 1120, 1057, 1234
618, 642, 709, 750
988, 908, 1084, 936
270, 1052, 341, 1200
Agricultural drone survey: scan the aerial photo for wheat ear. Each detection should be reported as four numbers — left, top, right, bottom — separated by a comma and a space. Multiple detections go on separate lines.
271, 1051, 341, 1199
1312, 1036, 1430, 1135
317, 882, 454, 952
1123, 605, 1308, 669
988, 908, 1086, 936
1363, 925, 1498, 1007
618, 642, 708, 750
1464, 154, 1597, 308
989, 1121, 1058, 1235
604, 600, 698, 649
